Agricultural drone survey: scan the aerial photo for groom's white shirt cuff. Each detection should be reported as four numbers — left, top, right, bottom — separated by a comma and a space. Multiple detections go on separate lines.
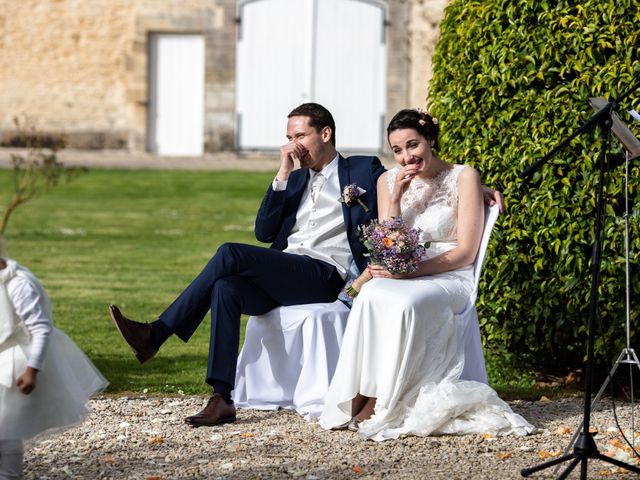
272, 178, 288, 191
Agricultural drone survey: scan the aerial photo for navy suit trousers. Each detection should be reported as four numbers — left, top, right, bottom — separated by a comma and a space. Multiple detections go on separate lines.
158, 242, 344, 389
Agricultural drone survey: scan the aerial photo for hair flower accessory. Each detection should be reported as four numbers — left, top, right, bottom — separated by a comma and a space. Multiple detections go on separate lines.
339, 183, 369, 212
415, 107, 437, 126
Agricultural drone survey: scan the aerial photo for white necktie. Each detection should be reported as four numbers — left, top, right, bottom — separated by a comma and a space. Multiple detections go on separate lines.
310, 172, 325, 202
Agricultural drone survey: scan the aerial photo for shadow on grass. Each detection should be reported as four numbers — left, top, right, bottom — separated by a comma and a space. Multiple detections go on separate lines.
92, 353, 211, 394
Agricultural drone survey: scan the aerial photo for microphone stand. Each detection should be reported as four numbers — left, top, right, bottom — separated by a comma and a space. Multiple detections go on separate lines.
520, 80, 640, 479
555, 149, 640, 474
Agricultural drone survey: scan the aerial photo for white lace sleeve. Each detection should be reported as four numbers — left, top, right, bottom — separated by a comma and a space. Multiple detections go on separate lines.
386, 167, 399, 195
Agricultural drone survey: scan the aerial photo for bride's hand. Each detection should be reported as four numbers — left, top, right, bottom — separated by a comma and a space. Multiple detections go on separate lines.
391, 164, 419, 203
347, 269, 373, 296
367, 264, 410, 280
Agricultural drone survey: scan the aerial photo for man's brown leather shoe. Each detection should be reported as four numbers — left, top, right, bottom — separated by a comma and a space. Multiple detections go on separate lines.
109, 304, 158, 364
185, 394, 237, 427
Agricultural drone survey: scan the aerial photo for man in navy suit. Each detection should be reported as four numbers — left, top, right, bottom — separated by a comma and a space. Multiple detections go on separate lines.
110, 103, 385, 426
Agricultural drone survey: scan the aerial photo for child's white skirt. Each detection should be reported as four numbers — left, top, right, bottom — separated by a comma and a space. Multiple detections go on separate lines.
0, 328, 108, 440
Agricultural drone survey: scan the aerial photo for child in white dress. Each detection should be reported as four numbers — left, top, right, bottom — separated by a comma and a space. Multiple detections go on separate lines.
0, 258, 107, 479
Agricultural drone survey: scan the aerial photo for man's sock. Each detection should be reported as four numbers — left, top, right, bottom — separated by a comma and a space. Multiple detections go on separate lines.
213, 381, 234, 404
149, 320, 172, 349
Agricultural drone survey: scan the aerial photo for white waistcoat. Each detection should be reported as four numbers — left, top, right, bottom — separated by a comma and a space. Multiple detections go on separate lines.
284, 170, 351, 279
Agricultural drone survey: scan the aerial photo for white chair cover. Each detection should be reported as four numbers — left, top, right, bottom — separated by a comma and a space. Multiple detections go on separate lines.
234, 205, 500, 418
233, 301, 349, 419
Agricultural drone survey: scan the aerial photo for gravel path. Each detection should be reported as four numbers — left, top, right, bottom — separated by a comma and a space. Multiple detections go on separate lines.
23, 395, 640, 479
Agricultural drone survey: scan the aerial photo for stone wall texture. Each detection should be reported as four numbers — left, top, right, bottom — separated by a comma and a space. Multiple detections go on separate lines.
409, 0, 449, 109
0, 0, 138, 147
0, 0, 233, 150
0, 0, 447, 152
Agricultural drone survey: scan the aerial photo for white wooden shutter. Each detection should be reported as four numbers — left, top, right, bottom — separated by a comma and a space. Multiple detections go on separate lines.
236, 0, 313, 149
236, 0, 386, 152
314, 0, 387, 152
149, 34, 205, 156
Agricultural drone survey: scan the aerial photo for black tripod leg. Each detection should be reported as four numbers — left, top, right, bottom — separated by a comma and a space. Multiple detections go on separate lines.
593, 451, 640, 473
520, 453, 575, 477
579, 457, 588, 480
557, 457, 581, 480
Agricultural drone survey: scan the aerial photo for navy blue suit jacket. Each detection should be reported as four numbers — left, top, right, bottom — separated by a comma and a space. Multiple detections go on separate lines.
255, 155, 385, 273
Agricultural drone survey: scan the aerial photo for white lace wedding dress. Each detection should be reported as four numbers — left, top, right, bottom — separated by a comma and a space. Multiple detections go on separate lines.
319, 165, 534, 441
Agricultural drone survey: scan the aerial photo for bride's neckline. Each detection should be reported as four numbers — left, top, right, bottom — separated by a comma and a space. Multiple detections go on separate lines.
411, 163, 454, 183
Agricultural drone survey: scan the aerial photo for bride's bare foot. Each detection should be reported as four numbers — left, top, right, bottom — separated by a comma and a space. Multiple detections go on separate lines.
354, 397, 376, 421
331, 394, 372, 431
349, 397, 377, 431
351, 393, 369, 416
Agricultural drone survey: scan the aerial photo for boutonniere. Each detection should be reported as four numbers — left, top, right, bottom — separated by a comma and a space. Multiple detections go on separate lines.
338, 183, 369, 212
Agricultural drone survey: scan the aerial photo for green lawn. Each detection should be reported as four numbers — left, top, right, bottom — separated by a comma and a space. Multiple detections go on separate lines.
0, 169, 272, 394
0, 168, 545, 398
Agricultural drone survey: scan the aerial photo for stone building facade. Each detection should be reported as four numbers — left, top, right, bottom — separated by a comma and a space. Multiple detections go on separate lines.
0, 0, 448, 154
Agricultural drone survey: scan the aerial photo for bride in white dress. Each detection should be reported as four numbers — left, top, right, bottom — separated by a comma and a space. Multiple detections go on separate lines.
319, 109, 533, 441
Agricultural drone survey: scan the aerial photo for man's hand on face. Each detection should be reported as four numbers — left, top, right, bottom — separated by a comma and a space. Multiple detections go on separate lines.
277, 141, 308, 181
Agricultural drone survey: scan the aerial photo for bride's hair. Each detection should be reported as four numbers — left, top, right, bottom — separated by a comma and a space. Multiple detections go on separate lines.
387, 109, 439, 150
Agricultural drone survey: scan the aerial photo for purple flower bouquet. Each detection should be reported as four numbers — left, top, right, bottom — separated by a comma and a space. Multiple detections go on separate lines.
359, 217, 428, 274
343, 217, 428, 299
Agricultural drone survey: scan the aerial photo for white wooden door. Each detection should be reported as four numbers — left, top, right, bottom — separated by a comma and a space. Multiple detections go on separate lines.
149, 34, 205, 156
236, 0, 386, 152
236, 0, 313, 150
314, 0, 387, 152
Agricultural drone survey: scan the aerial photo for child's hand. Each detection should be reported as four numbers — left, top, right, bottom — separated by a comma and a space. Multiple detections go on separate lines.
16, 367, 38, 394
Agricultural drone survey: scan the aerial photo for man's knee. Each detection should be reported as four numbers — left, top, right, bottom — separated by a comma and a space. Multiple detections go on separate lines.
216, 242, 245, 258
210, 242, 243, 274
214, 242, 249, 268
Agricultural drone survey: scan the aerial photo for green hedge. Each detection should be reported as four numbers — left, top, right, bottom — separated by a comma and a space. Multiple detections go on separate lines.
428, 0, 640, 370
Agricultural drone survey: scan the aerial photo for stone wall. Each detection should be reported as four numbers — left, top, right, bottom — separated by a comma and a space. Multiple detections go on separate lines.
0, 0, 138, 148
0, 0, 447, 152
0, 0, 234, 151
408, 0, 449, 109
385, 0, 411, 127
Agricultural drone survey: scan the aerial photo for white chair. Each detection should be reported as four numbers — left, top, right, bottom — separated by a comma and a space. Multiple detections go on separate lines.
233, 204, 500, 418
458, 203, 500, 383
233, 300, 349, 419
